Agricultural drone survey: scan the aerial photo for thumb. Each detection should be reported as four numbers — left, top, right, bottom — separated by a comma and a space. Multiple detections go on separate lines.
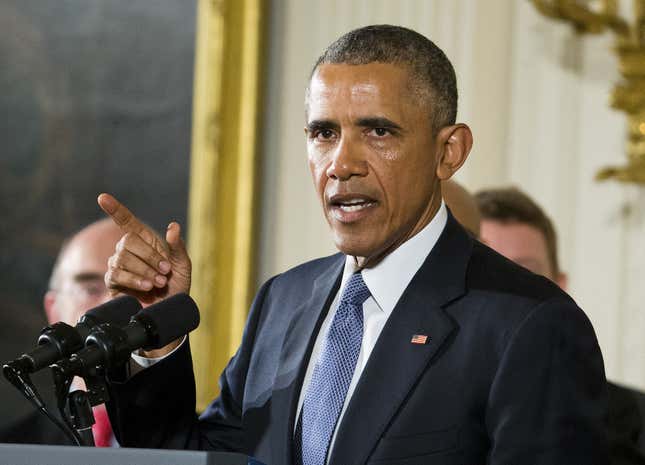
166, 221, 188, 259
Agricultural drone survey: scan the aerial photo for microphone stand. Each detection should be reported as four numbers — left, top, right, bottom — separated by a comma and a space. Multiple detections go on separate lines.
3, 360, 80, 446
51, 364, 109, 447
67, 390, 95, 447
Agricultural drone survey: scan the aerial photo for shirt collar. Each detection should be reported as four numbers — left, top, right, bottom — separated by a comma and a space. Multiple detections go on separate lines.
341, 201, 448, 316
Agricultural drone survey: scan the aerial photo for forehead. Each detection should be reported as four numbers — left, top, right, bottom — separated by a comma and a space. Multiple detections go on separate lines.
480, 220, 549, 258
57, 226, 121, 279
307, 63, 422, 119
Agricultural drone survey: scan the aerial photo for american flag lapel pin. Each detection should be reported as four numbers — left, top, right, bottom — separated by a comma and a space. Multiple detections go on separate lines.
410, 334, 428, 344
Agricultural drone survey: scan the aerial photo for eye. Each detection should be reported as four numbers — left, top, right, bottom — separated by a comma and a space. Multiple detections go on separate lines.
369, 127, 391, 137
313, 128, 336, 140
79, 281, 108, 298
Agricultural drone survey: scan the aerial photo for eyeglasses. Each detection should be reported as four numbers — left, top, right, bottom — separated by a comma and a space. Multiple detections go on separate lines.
53, 277, 110, 302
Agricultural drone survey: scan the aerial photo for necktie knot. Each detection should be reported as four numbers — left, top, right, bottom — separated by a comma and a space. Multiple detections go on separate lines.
340, 272, 371, 307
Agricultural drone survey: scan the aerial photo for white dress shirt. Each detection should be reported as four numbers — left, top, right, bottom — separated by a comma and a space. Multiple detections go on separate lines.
295, 202, 448, 457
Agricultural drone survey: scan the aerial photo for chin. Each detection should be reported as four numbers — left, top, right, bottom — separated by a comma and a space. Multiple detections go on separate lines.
333, 235, 379, 260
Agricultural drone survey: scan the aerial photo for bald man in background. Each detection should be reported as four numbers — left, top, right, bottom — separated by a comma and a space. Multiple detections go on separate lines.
44, 219, 123, 331
0, 219, 121, 446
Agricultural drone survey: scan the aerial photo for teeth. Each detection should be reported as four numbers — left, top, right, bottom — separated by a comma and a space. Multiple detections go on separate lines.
339, 202, 373, 212
342, 198, 366, 205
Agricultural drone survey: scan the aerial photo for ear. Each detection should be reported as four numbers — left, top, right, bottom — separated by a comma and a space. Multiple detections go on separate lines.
44, 290, 59, 324
434, 124, 473, 180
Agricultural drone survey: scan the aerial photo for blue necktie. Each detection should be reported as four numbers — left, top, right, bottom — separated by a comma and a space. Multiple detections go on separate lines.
296, 271, 371, 465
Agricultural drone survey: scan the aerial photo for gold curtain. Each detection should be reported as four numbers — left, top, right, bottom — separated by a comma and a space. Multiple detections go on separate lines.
187, 0, 267, 412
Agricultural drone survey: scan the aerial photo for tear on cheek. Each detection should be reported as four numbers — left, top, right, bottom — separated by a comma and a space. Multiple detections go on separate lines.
378, 149, 399, 161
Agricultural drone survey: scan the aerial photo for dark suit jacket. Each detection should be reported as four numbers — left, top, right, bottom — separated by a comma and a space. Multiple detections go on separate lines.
608, 382, 645, 464
107, 214, 609, 464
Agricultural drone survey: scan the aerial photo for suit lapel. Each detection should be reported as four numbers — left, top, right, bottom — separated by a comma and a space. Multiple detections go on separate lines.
328, 213, 473, 465
270, 254, 344, 465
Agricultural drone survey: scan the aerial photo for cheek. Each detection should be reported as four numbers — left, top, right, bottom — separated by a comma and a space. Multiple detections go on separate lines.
78, 298, 100, 315
381, 165, 433, 216
307, 148, 329, 190
55, 301, 88, 326
368, 139, 402, 162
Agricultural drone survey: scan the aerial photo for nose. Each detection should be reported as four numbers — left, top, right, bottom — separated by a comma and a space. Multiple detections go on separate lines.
325, 136, 368, 181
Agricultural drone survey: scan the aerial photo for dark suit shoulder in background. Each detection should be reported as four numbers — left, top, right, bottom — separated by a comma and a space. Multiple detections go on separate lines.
608, 381, 645, 464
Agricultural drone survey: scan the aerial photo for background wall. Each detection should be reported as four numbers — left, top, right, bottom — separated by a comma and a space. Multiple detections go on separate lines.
259, 0, 645, 390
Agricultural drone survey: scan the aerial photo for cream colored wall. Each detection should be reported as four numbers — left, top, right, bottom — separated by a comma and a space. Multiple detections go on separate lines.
258, 0, 645, 390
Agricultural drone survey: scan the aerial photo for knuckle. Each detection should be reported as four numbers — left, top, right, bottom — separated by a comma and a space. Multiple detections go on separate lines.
113, 253, 126, 269
122, 232, 136, 246
105, 269, 117, 288
108, 254, 119, 269
115, 236, 128, 252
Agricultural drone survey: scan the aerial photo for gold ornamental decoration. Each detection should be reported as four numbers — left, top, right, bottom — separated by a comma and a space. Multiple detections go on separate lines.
532, 0, 645, 184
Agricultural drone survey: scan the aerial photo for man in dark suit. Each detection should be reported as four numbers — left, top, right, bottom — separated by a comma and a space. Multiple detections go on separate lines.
476, 186, 645, 465
98, 25, 609, 464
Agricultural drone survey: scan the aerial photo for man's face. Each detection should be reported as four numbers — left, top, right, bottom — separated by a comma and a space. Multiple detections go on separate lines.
306, 63, 441, 266
480, 220, 554, 279
45, 222, 122, 326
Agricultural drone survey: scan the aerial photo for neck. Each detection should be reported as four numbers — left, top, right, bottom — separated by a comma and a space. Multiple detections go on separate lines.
355, 192, 443, 269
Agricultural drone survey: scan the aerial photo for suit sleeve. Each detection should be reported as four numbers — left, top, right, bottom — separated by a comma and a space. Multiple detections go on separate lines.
106, 277, 276, 452
486, 297, 610, 465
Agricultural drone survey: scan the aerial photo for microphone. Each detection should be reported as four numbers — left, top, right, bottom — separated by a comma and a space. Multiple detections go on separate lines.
52, 293, 199, 376
3, 296, 142, 376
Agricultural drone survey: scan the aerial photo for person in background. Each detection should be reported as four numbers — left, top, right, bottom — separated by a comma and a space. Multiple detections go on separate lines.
0, 218, 121, 447
442, 179, 481, 237
476, 186, 645, 465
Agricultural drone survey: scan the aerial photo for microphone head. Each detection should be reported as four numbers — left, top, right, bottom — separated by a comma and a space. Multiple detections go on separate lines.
79, 295, 142, 328
133, 293, 200, 350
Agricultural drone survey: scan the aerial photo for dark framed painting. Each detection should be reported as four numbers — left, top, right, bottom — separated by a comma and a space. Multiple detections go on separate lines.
0, 0, 196, 425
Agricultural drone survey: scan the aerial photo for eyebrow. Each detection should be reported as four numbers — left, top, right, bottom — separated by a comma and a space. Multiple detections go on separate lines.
355, 117, 402, 131
306, 119, 340, 133
306, 117, 403, 133
73, 272, 104, 283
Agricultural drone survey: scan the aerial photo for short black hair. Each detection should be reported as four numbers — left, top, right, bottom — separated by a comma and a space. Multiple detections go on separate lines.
310, 24, 458, 132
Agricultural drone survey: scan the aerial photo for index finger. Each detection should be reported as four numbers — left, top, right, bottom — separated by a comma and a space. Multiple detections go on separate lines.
98, 193, 147, 235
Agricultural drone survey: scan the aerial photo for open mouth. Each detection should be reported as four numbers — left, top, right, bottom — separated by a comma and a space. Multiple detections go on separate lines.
336, 198, 376, 211
328, 194, 378, 219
